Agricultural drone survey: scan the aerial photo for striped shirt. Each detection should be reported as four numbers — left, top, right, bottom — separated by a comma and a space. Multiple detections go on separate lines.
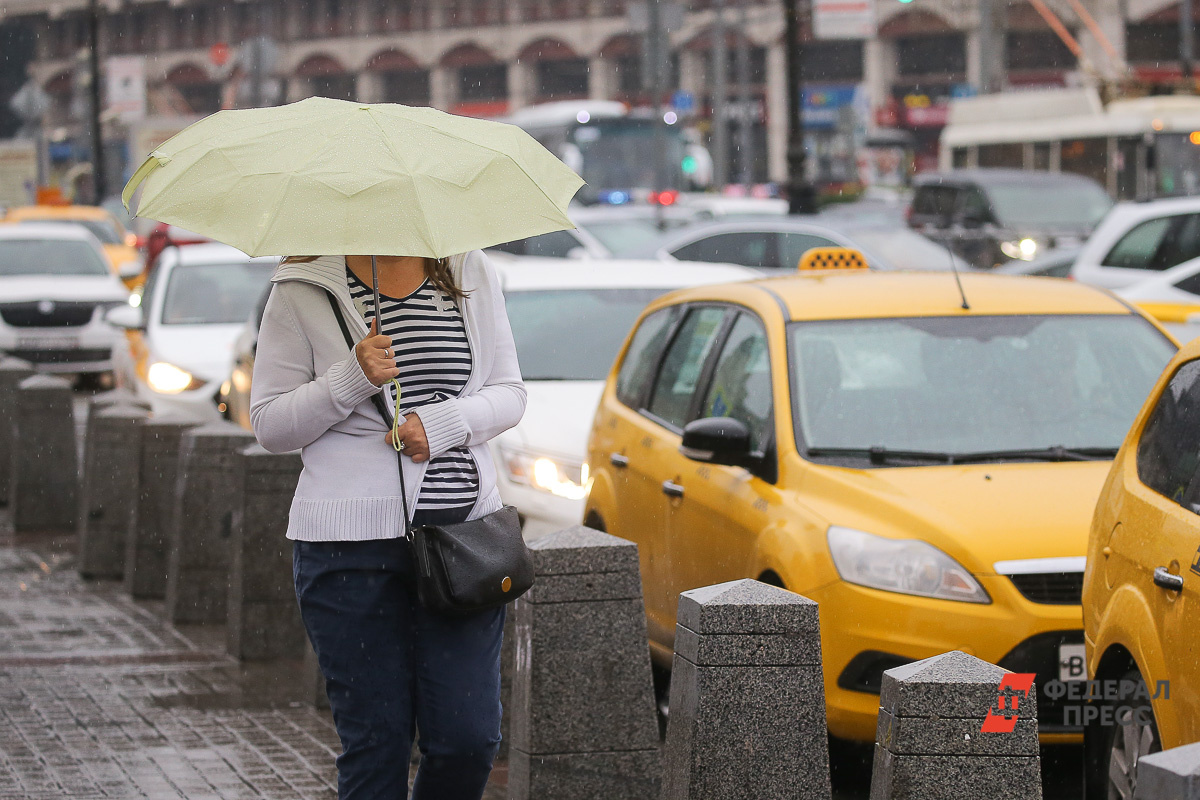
347, 268, 479, 512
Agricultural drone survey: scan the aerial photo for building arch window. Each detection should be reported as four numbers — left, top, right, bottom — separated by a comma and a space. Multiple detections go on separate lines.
519, 38, 588, 101
366, 49, 430, 105
296, 54, 355, 100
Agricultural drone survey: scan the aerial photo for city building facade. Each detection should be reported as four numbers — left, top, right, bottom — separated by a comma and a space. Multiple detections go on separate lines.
0, 0, 1192, 195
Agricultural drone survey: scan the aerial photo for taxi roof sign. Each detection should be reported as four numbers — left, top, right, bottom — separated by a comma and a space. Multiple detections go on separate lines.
798, 247, 868, 272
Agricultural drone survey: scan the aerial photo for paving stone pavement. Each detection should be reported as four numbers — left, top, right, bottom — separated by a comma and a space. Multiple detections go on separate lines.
0, 532, 508, 799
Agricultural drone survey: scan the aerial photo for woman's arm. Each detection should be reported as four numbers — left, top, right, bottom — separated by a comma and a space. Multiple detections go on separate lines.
411, 254, 527, 459
250, 284, 381, 453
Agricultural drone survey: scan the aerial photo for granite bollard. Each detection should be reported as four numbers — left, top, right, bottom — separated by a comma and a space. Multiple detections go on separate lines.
662, 579, 832, 800
164, 421, 256, 623
509, 526, 661, 800
870, 650, 1042, 800
0, 357, 36, 505
227, 444, 307, 660
125, 416, 199, 598
77, 404, 149, 578
77, 389, 148, 475
9, 375, 78, 533
1135, 741, 1200, 799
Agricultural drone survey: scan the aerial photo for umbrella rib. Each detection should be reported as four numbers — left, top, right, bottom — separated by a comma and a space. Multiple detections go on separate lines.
366, 111, 440, 256
248, 170, 301, 256
375, 109, 582, 214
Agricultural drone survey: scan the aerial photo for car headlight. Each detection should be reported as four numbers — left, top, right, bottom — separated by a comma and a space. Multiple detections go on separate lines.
499, 447, 591, 500
999, 237, 1040, 261
826, 526, 990, 604
147, 362, 204, 394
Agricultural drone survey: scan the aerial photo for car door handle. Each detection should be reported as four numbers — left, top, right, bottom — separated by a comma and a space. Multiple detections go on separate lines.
1153, 566, 1184, 592
662, 480, 684, 498
610, 453, 629, 468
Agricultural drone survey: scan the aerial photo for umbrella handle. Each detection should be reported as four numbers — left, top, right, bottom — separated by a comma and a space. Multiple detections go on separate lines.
371, 255, 382, 329
372, 255, 406, 451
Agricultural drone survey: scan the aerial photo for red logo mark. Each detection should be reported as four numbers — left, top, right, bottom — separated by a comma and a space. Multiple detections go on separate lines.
981, 673, 1036, 733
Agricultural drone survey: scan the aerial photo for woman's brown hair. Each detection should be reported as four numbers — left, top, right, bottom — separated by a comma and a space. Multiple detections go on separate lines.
282, 255, 465, 300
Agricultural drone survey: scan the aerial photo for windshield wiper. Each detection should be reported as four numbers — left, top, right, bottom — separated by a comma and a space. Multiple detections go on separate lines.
951, 446, 1117, 463
806, 446, 955, 465
806, 445, 1117, 465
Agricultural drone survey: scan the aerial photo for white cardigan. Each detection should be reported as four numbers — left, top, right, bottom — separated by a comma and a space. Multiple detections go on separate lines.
249, 251, 527, 541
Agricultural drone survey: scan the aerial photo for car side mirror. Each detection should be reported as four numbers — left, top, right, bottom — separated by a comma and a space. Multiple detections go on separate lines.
105, 304, 144, 330
680, 417, 752, 467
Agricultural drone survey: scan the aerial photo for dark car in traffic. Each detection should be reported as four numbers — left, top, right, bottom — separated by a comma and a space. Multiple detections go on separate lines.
908, 169, 1112, 269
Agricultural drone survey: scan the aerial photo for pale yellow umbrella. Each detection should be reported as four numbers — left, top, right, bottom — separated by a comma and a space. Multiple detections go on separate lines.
122, 96, 584, 259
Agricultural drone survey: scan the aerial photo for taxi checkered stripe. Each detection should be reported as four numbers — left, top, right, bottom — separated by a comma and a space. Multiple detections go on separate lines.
798, 247, 868, 272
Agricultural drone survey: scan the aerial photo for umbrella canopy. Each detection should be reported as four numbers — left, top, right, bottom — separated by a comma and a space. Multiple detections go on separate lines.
123, 97, 584, 258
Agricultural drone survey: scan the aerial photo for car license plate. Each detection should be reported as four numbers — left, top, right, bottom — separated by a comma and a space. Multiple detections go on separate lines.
1059, 643, 1087, 682
18, 334, 79, 350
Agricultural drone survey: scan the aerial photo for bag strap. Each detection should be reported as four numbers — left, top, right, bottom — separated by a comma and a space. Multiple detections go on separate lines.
324, 291, 414, 533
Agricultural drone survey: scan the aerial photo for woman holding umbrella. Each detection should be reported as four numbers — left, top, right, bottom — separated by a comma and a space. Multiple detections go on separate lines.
251, 248, 523, 799
123, 98, 583, 799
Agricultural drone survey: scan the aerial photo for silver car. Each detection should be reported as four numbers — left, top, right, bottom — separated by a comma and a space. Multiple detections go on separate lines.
0, 223, 129, 376
636, 216, 966, 272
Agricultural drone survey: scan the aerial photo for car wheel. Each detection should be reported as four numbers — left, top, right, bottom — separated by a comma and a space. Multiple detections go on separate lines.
1086, 669, 1161, 800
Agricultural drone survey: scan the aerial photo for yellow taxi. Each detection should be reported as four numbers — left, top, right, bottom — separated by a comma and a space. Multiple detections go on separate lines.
584, 251, 1178, 744
1083, 336, 1200, 797
3, 205, 143, 289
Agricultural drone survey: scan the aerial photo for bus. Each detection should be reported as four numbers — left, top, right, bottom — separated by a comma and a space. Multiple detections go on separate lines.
500, 100, 712, 204
939, 87, 1200, 200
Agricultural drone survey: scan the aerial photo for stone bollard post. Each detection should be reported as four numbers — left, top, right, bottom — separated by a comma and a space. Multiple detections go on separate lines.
227, 444, 306, 661
9, 375, 78, 533
0, 357, 35, 505
77, 404, 149, 578
662, 579, 832, 800
125, 417, 199, 598
164, 421, 255, 624
870, 651, 1042, 800
77, 389, 148, 480
1135, 741, 1200, 798
509, 526, 661, 800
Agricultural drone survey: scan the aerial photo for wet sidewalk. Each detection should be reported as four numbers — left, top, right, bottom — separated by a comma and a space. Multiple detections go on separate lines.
0, 530, 507, 799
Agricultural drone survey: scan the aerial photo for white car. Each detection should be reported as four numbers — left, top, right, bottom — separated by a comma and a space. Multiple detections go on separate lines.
107, 242, 275, 420
1114, 254, 1200, 343
0, 223, 129, 376
489, 256, 757, 539
1071, 196, 1200, 289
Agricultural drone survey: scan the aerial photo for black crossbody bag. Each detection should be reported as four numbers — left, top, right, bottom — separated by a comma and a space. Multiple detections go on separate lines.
325, 292, 534, 615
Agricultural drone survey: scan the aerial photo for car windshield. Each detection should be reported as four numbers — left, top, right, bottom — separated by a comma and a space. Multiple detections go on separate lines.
841, 228, 964, 271
790, 314, 1175, 461
161, 261, 274, 325
506, 287, 670, 380
0, 238, 110, 276
572, 119, 686, 194
24, 218, 121, 244
986, 182, 1113, 229
581, 217, 693, 256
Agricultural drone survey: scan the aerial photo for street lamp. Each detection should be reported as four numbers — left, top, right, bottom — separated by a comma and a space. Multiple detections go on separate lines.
783, 0, 817, 214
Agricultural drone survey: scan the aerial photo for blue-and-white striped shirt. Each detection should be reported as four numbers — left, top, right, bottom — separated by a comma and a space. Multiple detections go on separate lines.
348, 268, 478, 512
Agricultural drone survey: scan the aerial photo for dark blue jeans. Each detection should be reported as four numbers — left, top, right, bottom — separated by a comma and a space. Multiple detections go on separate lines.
294, 509, 504, 800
